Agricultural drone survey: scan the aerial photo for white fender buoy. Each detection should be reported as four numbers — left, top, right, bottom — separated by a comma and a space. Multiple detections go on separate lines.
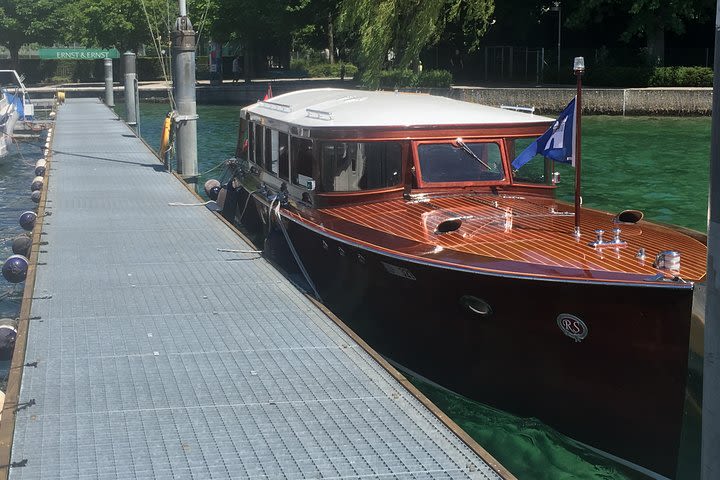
35, 159, 47, 176
204, 179, 221, 201
31, 176, 43, 192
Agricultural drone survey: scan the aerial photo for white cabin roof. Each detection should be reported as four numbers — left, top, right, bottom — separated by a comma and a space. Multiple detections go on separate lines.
243, 88, 553, 129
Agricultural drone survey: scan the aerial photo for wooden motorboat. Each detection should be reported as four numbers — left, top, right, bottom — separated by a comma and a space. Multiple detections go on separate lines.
218, 88, 707, 479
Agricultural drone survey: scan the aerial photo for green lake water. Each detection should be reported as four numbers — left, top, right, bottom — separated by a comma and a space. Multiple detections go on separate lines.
125, 103, 713, 478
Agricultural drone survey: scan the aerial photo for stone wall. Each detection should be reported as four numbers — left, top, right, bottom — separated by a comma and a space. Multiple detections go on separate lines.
421, 87, 712, 116
30, 81, 713, 115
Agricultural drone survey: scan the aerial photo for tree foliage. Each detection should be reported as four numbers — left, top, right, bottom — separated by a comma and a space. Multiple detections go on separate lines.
565, 0, 714, 63
61, 0, 170, 52
0, 0, 62, 63
338, 0, 494, 86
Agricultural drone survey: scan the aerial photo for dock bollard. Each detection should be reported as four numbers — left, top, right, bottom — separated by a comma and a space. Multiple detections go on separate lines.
104, 58, 115, 107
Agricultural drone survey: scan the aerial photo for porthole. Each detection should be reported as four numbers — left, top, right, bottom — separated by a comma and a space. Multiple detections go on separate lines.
436, 219, 462, 234
460, 295, 492, 316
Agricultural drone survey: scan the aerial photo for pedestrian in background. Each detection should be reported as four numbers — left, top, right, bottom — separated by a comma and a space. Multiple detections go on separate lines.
232, 56, 240, 83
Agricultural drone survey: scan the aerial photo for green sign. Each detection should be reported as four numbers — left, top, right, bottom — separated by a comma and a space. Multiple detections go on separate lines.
38, 48, 120, 60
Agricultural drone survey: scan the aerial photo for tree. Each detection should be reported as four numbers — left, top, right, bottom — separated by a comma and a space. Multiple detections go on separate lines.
566, 0, 714, 65
338, 0, 495, 86
0, 0, 62, 65
201, 0, 301, 80
287, 0, 343, 63
61, 0, 169, 53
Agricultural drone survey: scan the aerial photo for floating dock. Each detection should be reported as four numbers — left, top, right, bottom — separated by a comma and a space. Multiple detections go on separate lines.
0, 98, 511, 479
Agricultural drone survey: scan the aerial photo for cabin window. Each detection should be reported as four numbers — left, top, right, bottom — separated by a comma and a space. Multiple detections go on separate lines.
237, 117, 249, 159
278, 132, 289, 180
291, 137, 314, 189
508, 137, 554, 185
252, 123, 263, 165
265, 129, 277, 175
417, 141, 504, 184
319, 141, 401, 192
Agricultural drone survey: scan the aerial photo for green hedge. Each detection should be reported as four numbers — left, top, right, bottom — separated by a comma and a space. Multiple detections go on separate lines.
375, 69, 453, 88
0, 57, 168, 84
582, 65, 713, 88
648, 66, 713, 87
417, 69, 452, 87
583, 66, 652, 88
289, 59, 358, 79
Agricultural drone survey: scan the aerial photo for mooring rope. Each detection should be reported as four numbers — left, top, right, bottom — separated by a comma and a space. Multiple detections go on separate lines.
139, 0, 175, 110
199, 159, 228, 176
237, 189, 261, 223
195, 0, 213, 50
167, 200, 215, 206
271, 201, 322, 301
217, 248, 262, 254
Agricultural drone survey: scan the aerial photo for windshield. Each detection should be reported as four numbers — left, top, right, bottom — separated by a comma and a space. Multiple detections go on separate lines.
508, 137, 554, 185
417, 141, 504, 184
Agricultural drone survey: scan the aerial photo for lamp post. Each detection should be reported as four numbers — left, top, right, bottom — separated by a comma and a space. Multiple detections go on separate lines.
551, 2, 561, 79
573, 56, 584, 238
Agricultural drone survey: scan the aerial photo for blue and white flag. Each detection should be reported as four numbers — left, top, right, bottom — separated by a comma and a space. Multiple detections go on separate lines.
512, 98, 576, 169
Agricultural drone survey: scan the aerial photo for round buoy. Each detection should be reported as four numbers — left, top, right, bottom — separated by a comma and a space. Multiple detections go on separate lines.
11, 235, 32, 257
30, 190, 42, 204
0, 319, 17, 360
35, 159, 47, 176
204, 179, 221, 200
18, 211, 36, 231
31, 176, 43, 192
49, 111, 56, 119
2, 255, 29, 283
209, 185, 221, 201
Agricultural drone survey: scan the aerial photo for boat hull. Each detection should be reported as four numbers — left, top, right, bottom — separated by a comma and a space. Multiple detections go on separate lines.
234, 191, 692, 479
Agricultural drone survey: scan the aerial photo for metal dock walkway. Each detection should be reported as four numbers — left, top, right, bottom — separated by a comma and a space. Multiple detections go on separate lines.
0, 98, 510, 479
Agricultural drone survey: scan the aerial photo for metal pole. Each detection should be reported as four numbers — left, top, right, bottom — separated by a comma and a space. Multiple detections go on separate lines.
573, 57, 584, 238
557, 6, 561, 80
702, 2, 720, 478
173, 1, 199, 190
104, 58, 114, 107
134, 76, 141, 138
123, 52, 137, 127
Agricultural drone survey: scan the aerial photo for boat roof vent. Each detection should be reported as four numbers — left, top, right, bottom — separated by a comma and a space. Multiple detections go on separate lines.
258, 100, 293, 113
500, 105, 535, 114
306, 108, 333, 121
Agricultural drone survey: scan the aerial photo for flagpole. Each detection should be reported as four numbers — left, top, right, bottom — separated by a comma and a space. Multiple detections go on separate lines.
702, 1, 720, 477
573, 57, 585, 238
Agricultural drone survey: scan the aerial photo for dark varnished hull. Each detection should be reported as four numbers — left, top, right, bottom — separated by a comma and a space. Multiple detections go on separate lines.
235, 190, 692, 479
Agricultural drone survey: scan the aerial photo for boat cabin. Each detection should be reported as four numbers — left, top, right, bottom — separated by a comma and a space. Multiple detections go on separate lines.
238, 88, 556, 208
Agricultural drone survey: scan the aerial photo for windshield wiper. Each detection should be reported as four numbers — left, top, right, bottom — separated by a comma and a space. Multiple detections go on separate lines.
454, 138, 492, 170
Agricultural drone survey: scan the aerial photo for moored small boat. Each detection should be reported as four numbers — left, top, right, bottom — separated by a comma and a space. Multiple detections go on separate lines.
219, 88, 706, 479
0, 70, 34, 157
